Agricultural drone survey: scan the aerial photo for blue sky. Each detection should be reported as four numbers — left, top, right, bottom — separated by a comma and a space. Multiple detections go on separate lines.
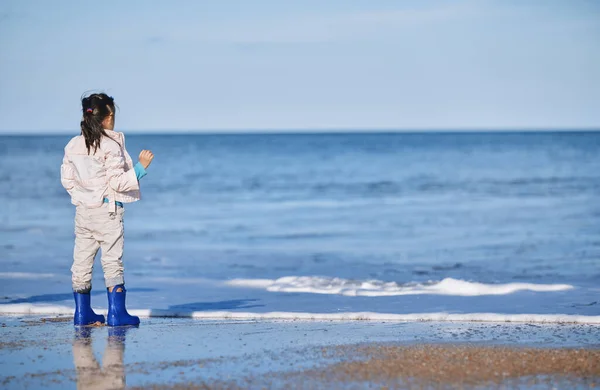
0, 0, 599, 133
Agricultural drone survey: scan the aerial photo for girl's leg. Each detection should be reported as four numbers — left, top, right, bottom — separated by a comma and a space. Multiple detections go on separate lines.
72, 207, 105, 325
98, 207, 139, 326
71, 233, 100, 293
98, 207, 125, 289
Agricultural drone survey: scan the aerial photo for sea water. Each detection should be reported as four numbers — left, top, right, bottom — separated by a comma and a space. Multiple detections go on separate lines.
1, 132, 599, 322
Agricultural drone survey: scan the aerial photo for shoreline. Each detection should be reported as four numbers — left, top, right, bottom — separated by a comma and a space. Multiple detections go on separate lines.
2, 306, 600, 324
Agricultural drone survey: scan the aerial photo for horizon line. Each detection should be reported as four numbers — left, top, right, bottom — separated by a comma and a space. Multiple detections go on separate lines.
1, 128, 600, 136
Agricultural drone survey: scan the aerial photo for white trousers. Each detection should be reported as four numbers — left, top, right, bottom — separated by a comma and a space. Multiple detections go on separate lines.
71, 203, 125, 292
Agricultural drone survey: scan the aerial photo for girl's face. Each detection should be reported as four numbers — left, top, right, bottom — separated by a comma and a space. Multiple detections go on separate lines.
102, 107, 115, 130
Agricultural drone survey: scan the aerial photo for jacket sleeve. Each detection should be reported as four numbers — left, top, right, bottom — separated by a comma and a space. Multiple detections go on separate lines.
104, 142, 140, 193
60, 154, 76, 194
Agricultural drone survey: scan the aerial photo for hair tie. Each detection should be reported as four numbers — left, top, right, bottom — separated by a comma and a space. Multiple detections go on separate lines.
86, 108, 93, 113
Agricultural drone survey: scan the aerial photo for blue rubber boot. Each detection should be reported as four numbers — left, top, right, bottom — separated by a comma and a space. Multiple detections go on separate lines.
73, 292, 105, 326
107, 285, 140, 326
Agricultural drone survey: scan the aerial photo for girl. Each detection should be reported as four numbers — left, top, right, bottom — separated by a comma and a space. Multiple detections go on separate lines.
61, 93, 154, 326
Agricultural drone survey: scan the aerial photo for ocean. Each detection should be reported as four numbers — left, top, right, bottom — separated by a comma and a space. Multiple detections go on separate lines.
1, 131, 599, 322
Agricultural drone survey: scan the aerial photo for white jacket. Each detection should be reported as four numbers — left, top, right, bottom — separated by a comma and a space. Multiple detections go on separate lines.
61, 131, 141, 210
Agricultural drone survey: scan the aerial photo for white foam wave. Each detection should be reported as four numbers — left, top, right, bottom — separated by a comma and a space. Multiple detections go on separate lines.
0, 272, 57, 279
225, 277, 573, 297
0, 304, 599, 324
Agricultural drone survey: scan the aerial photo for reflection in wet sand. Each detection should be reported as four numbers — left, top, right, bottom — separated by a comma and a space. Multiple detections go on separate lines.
72, 327, 133, 390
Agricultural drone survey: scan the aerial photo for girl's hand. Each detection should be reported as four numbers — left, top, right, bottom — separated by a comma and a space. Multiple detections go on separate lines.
139, 150, 154, 169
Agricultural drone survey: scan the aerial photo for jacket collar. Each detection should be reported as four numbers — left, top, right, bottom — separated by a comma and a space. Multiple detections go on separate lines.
104, 130, 124, 141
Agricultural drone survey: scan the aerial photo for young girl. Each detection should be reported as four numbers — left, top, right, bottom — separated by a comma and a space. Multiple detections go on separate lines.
61, 93, 154, 326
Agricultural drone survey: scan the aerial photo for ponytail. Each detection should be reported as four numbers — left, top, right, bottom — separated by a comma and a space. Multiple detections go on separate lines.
80, 93, 116, 155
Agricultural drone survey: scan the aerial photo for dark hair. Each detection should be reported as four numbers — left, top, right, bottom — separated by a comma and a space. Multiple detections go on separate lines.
80, 93, 116, 154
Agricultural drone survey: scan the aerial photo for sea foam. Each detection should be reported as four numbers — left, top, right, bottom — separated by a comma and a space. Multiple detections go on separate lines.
1, 303, 599, 324
225, 276, 573, 297
0, 272, 57, 279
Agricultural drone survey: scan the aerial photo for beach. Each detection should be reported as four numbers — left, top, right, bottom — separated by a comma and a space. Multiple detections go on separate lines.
1, 315, 599, 389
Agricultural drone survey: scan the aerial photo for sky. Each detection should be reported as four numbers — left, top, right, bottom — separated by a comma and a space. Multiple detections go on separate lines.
0, 0, 599, 133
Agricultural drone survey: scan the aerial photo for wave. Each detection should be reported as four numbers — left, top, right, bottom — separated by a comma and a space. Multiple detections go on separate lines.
225, 277, 573, 297
1, 303, 598, 324
0, 272, 57, 279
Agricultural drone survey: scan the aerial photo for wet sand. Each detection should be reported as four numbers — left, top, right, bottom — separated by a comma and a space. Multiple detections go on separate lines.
289, 344, 600, 388
1, 315, 599, 389
131, 345, 600, 389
